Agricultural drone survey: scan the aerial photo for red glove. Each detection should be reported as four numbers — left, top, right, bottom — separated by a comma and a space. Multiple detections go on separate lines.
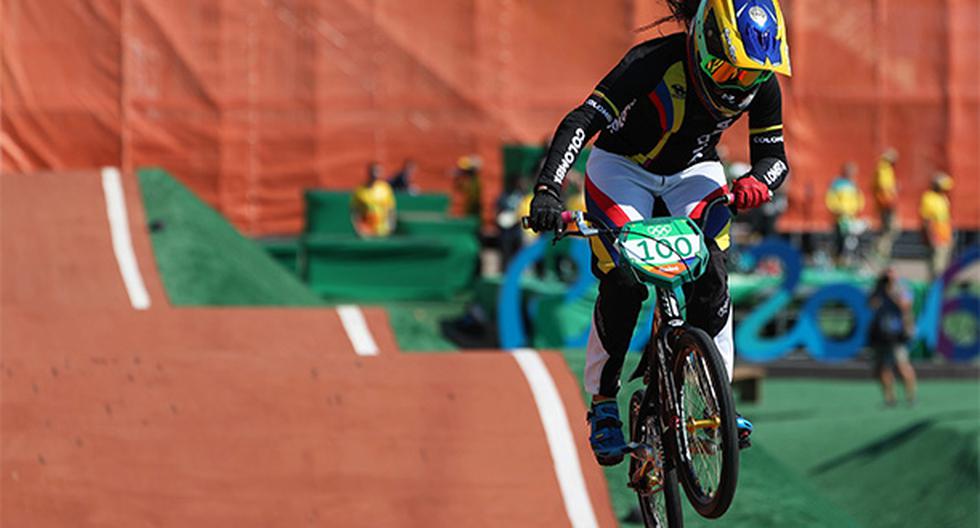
732, 176, 771, 211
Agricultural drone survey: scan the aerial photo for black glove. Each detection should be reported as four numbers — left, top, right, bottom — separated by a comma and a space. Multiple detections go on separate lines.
527, 187, 564, 233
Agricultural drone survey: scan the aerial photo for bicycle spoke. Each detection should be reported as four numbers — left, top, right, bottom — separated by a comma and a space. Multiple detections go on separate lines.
680, 347, 724, 499
670, 328, 740, 519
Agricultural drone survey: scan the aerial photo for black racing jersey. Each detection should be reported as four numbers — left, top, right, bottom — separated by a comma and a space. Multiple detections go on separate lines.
537, 33, 789, 197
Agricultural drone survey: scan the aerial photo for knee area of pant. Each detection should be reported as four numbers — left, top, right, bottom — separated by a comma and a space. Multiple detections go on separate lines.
599, 265, 649, 305
686, 239, 729, 336
688, 296, 730, 337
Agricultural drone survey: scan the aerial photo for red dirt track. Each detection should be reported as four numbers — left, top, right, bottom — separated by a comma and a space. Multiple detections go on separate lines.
1, 171, 617, 527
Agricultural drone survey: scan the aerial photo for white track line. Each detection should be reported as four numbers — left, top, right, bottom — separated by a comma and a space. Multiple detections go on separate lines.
338, 305, 379, 356
510, 349, 599, 528
101, 167, 151, 310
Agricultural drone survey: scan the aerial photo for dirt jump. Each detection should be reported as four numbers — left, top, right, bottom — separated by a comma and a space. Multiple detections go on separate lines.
1, 170, 617, 527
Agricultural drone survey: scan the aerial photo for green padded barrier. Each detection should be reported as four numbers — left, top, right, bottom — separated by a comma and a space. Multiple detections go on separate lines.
257, 237, 302, 274
730, 269, 927, 305
471, 275, 625, 350
473, 275, 568, 321
395, 212, 479, 237
304, 190, 356, 235
393, 192, 450, 214
532, 289, 595, 349
304, 234, 479, 301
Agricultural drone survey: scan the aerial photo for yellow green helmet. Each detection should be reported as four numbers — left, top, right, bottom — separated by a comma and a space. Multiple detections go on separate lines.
692, 0, 792, 91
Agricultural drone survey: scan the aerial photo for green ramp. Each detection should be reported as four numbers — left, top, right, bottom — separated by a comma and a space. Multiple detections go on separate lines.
745, 379, 980, 528
811, 422, 978, 527
138, 167, 324, 306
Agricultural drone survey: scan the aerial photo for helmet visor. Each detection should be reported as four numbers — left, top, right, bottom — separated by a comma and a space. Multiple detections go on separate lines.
699, 55, 772, 90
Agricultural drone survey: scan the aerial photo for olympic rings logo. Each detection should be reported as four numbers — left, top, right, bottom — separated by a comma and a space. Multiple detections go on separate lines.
646, 225, 674, 238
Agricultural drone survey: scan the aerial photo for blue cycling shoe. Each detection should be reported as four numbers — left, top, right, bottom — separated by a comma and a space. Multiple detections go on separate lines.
736, 414, 753, 449
587, 400, 629, 466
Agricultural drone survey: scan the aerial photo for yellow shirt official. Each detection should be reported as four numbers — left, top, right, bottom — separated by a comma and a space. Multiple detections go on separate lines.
873, 160, 897, 210
351, 180, 396, 237
920, 190, 952, 246
826, 179, 865, 219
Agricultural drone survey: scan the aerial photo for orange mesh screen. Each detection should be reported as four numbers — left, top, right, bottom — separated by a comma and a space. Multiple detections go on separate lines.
3, 0, 977, 234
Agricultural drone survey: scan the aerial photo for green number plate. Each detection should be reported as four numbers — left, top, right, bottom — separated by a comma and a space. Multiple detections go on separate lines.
618, 217, 709, 287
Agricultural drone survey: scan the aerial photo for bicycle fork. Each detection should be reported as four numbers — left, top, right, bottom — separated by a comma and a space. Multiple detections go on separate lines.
626, 286, 693, 494
627, 321, 682, 494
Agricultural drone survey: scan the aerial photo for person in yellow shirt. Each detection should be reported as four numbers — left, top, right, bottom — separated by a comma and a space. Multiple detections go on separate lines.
873, 148, 900, 262
825, 162, 866, 266
350, 162, 396, 237
920, 172, 954, 280
453, 155, 483, 219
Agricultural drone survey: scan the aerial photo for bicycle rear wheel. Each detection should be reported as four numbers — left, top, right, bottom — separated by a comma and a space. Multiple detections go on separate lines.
670, 327, 739, 519
628, 388, 683, 527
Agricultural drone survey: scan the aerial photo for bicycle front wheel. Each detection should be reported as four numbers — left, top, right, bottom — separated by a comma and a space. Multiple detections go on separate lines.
629, 388, 683, 527
670, 327, 739, 519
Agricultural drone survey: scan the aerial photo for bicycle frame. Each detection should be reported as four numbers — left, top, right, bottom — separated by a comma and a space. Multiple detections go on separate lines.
631, 286, 684, 473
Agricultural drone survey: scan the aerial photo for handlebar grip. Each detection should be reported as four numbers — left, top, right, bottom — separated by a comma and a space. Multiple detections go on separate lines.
521, 210, 576, 231
723, 190, 773, 214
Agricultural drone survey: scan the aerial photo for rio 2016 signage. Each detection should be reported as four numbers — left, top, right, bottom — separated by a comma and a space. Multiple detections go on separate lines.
499, 238, 979, 363
734, 240, 978, 362
733, 239, 873, 362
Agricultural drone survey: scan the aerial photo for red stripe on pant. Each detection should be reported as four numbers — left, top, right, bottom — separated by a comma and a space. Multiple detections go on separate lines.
690, 185, 730, 220
585, 174, 631, 227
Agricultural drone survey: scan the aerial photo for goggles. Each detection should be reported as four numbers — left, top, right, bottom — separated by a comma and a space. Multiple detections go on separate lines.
699, 55, 772, 90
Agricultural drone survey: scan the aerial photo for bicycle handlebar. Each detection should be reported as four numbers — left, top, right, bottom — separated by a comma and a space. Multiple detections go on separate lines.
521, 192, 739, 236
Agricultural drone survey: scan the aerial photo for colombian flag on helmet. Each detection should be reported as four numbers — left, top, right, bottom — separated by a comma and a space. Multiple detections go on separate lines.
693, 0, 792, 89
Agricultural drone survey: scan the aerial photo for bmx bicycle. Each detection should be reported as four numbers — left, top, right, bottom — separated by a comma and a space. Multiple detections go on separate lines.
524, 194, 741, 527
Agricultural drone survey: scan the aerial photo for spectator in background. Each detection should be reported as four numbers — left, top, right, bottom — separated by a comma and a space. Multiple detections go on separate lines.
388, 159, 420, 195
868, 268, 917, 407
920, 172, 955, 280
350, 162, 396, 237
825, 162, 866, 266
873, 148, 900, 263
453, 155, 483, 218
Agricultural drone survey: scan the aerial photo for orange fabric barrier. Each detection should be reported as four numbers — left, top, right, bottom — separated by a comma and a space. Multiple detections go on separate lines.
2, 1, 977, 234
